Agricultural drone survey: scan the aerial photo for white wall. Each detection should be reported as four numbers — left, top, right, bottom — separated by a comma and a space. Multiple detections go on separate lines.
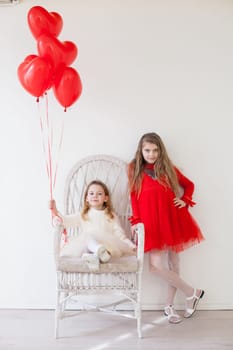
0, 0, 232, 309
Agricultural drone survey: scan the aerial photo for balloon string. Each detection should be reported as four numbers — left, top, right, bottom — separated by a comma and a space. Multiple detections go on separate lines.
53, 116, 65, 190
38, 94, 65, 205
37, 100, 50, 181
45, 94, 53, 200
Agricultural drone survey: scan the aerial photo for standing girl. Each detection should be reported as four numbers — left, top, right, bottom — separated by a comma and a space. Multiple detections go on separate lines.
50, 180, 136, 271
128, 132, 204, 323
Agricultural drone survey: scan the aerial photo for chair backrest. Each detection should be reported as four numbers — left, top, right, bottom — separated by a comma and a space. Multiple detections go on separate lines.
63, 154, 132, 236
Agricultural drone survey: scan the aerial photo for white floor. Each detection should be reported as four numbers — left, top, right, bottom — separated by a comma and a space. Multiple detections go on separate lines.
0, 309, 232, 350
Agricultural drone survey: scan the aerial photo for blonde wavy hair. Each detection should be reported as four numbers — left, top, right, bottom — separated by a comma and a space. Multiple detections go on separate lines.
81, 180, 114, 220
128, 132, 180, 196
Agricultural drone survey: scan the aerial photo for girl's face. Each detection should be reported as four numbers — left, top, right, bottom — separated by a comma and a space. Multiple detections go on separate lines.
86, 184, 108, 210
142, 142, 159, 164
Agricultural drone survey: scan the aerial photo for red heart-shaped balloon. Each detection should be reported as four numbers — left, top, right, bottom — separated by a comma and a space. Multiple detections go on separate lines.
17, 55, 53, 98
37, 34, 78, 74
27, 6, 63, 39
53, 67, 82, 109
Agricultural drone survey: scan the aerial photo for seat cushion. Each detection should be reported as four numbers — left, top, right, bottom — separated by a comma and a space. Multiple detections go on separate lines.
56, 255, 138, 273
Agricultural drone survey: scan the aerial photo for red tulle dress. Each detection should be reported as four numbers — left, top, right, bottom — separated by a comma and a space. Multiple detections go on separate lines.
130, 164, 204, 252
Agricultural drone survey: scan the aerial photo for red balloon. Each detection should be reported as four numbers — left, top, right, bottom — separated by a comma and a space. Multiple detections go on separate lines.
17, 55, 53, 98
27, 6, 63, 39
53, 67, 82, 109
22, 54, 37, 63
37, 34, 78, 74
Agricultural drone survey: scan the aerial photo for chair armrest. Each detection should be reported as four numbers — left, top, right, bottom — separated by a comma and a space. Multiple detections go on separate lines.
131, 223, 145, 271
53, 223, 64, 264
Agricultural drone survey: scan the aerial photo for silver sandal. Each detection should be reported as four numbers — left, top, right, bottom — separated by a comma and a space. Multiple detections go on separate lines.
184, 289, 205, 318
164, 305, 182, 324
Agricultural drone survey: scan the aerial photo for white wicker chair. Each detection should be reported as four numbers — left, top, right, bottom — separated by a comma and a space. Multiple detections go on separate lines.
53, 154, 145, 338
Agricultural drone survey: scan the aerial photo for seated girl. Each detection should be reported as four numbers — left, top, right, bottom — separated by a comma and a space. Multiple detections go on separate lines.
49, 180, 136, 270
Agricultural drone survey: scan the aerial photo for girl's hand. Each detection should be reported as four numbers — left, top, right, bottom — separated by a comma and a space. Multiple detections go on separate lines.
129, 246, 137, 256
49, 199, 58, 216
173, 197, 186, 208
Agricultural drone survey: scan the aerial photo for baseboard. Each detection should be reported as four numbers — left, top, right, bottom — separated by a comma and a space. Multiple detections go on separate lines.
0, 303, 233, 310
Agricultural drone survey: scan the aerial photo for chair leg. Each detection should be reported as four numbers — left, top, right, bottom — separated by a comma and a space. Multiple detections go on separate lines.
136, 305, 142, 338
62, 292, 68, 313
55, 290, 60, 339
135, 292, 143, 338
137, 314, 142, 338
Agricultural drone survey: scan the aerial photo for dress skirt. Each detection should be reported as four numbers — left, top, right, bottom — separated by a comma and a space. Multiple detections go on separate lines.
132, 174, 204, 253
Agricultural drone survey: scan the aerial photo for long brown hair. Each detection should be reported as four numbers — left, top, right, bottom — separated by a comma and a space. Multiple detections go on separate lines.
81, 180, 114, 220
128, 132, 180, 195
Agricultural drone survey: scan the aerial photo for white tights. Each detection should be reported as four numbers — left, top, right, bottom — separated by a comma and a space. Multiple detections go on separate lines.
86, 238, 104, 254
149, 250, 194, 306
